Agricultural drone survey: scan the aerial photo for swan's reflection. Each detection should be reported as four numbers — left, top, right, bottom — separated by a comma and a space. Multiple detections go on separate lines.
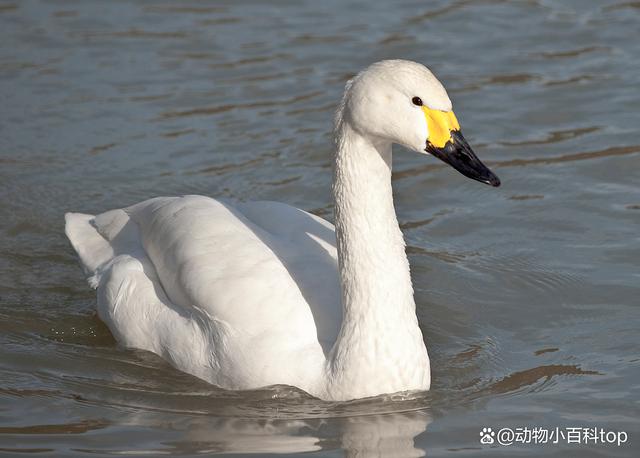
172, 409, 431, 456
340, 411, 429, 458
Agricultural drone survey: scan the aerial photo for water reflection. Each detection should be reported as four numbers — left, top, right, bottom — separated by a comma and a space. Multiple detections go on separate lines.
164, 410, 431, 456
173, 417, 323, 454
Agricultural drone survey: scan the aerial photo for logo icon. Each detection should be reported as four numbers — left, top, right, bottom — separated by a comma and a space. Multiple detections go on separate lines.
480, 427, 495, 445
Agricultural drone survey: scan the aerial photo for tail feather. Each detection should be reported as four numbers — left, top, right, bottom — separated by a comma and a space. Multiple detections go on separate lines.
65, 212, 114, 288
65, 208, 146, 288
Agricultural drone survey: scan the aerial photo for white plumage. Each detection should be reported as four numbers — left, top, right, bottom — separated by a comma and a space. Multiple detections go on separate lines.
66, 60, 498, 401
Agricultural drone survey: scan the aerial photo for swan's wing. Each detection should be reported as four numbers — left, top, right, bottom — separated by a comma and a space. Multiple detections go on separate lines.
66, 196, 341, 390
125, 196, 341, 352
236, 200, 342, 349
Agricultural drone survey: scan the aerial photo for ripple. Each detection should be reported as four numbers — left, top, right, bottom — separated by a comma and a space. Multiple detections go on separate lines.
494, 144, 640, 168
544, 74, 595, 87
474, 251, 584, 296
0, 419, 109, 435
214, 53, 291, 69
198, 17, 242, 26
286, 101, 335, 115
400, 209, 452, 230
508, 194, 544, 201
487, 73, 539, 85
378, 33, 415, 46
57, 370, 434, 420
222, 71, 290, 83
6, 221, 50, 237
533, 46, 611, 59
259, 176, 301, 187
129, 93, 172, 102
482, 365, 602, 396
143, 5, 225, 14
74, 28, 189, 40
400, 217, 436, 230
408, 0, 505, 23
604, 2, 640, 11
89, 142, 117, 155
292, 34, 349, 44
52, 10, 78, 18
392, 163, 443, 181
452, 343, 483, 363
0, 3, 17, 13
499, 126, 600, 147
455, 73, 540, 92
161, 128, 196, 138
534, 347, 559, 356
159, 91, 322, 119
406, 245, 470, 264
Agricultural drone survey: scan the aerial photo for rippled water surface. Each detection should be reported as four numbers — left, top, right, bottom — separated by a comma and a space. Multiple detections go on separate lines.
1, 0, 640, 456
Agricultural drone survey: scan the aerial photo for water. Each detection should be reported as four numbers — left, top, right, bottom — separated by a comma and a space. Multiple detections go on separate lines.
1, 0, 639, 455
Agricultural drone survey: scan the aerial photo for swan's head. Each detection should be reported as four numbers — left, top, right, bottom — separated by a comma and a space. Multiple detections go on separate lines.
341, 59, 500, 187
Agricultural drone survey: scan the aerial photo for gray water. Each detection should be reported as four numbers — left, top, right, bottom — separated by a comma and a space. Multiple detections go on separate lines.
1, 0, 639, 456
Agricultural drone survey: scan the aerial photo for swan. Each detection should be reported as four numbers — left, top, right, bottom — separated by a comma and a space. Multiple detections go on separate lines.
65, 60, 500, 401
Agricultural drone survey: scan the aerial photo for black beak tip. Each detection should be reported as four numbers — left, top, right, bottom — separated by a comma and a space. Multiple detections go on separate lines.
485, 173, 501, 187
427, 132, 501, 188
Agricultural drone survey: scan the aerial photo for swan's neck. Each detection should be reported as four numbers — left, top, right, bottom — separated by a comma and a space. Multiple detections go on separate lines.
332, 123, 414, 323
327, 121, 429, 399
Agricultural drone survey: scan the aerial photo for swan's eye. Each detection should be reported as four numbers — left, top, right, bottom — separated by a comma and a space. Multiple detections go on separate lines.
412, 97, 423, 106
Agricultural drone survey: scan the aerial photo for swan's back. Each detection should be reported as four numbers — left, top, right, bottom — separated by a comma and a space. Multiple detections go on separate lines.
65, 195, 341, 393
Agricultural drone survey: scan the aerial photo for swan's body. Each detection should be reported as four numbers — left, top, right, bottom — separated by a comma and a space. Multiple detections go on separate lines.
66, 60, 499, 401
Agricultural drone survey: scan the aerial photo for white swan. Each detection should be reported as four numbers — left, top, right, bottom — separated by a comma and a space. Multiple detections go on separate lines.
65, 60, 500, 401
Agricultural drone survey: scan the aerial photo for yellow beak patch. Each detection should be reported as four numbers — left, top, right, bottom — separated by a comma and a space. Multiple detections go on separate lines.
422, 107, 460, 148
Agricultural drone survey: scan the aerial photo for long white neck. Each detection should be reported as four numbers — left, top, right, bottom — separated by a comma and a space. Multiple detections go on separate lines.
325, 120, 430, 400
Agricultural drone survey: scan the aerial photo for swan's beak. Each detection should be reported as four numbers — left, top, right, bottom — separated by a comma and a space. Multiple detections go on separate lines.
422, 108, 500, 187
426, 130, 500, 187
